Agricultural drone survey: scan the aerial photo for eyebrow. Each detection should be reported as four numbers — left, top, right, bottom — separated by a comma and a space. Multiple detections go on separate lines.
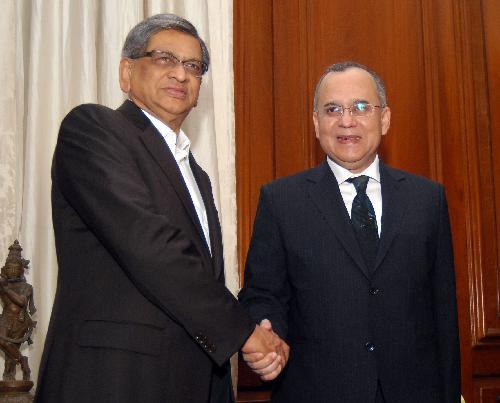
322, 101, 340, 108
352, 99, 370, 104
148, 49, 203, 63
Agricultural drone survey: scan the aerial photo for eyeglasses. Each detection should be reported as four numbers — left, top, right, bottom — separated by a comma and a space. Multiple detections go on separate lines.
323, 101, 383, 118
132, 50, 208, 78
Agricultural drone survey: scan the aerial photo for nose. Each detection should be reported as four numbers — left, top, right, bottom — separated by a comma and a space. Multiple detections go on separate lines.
168, 62, 188, 82
338, 108, 356, 127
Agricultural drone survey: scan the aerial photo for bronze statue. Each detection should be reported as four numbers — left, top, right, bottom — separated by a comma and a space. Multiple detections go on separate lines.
0, 240, 36, 388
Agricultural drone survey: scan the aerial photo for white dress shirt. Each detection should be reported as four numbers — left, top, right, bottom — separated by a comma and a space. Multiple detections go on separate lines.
142, 110, 211, 253
327, 155, 382, 236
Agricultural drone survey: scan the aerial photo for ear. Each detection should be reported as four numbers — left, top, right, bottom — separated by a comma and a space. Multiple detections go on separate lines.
119, 58, 133, 93
381, 106, 391, 136
313, 111, 320, 139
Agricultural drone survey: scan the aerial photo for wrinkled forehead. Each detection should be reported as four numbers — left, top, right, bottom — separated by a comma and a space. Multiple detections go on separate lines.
147, 29, 201, 59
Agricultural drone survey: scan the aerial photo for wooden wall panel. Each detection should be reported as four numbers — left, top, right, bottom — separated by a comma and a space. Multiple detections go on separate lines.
424, 1, 476, 399
272, 0, 316, 176
234, 0, 275, 272
473, 378, 500, 403
481, 0, 500, 345
235, 0, 500, 401
307, 0, 431, 176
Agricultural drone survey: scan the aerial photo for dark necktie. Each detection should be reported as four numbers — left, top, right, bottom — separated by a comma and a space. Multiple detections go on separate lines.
347, 175, 379, 271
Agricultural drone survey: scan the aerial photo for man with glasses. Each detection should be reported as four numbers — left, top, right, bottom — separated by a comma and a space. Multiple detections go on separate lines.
239, 61, 461, 402
35, 13, 286, 403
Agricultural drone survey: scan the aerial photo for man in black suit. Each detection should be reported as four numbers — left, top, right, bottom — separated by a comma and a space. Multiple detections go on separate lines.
35, 13, 286, 403
239, 61, 461, 402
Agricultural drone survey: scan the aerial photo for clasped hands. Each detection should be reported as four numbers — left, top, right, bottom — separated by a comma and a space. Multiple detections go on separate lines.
241, 319, 290, 381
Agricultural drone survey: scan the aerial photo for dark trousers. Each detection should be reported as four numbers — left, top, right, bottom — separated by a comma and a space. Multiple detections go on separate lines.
209, 363, 235, 403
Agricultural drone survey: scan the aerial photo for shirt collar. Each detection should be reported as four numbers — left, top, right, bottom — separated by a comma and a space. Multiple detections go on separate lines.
141, 109, 191, 163
327, 155, 381, 184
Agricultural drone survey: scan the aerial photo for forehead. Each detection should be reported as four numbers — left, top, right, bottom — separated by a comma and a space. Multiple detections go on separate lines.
147, 29, 201, 59
318, 68, 379, 103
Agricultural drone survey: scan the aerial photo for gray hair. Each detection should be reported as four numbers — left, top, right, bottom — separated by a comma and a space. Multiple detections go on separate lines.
121, 13, 210, 74
313, 61, 387, 111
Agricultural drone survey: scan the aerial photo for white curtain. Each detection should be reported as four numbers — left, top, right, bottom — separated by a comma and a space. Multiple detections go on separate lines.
0, 0, 237, 385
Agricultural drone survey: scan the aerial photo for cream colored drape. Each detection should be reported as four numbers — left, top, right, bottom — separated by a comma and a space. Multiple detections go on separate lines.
0, 0, 238, 385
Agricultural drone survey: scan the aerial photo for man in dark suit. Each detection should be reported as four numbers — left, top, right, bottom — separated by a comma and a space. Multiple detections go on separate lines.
35, 13, 286, 403
239, 61, 461, 402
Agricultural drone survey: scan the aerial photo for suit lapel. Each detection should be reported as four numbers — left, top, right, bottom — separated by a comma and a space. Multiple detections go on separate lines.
374, 162, 408, 271
116, 101, 212, 264
307, 161, 371, 278
189, 155, 224, 279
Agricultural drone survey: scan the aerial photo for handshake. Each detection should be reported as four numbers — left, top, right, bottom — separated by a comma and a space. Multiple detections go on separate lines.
241, 319, 290, 381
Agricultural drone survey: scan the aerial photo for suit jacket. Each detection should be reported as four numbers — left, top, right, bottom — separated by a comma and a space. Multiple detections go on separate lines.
35, 100, 254, 403
239, 160, 461, 403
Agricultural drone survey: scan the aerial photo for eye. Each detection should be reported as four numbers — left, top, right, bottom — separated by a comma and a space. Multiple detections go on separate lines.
352, 101, 373, 116
183, 61, 202, 74
352, 101, 369, 113
154, 53, 177, 65
325, 105, 343, 115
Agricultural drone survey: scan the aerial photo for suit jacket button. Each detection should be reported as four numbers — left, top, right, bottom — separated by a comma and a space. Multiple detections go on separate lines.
369, 287, 380, 295
365, 342, 375, 352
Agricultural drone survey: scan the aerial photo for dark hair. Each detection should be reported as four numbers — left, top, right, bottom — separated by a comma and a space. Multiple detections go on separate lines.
313, 61, 386, 111
121, 13, 210, 74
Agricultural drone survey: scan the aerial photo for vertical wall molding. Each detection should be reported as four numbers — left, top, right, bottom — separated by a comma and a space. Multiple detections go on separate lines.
272, 0, 315, 176
234, 0, 275, 278
420, 0, 442, 182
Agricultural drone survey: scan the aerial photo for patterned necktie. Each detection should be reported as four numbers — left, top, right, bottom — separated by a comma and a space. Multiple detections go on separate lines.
347, 175, 379, 271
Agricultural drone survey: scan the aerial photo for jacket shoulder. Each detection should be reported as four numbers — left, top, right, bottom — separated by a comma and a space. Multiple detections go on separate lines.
262, 166, 320, 191
383, 164, 444, 191
59, 103, 134, 141
62, 103, 118, 126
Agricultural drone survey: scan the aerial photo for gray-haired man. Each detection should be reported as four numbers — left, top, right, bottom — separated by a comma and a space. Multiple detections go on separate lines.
35, 14, 286, 403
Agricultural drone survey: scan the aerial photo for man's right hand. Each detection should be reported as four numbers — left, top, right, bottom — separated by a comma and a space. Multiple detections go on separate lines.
241, 320, 290, 381
241, 323, 281, 356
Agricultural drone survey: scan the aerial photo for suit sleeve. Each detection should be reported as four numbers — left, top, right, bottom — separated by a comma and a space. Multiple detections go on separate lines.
53, 105, 254, 366
432, 186, 461, 401
239, 185, 291, 339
